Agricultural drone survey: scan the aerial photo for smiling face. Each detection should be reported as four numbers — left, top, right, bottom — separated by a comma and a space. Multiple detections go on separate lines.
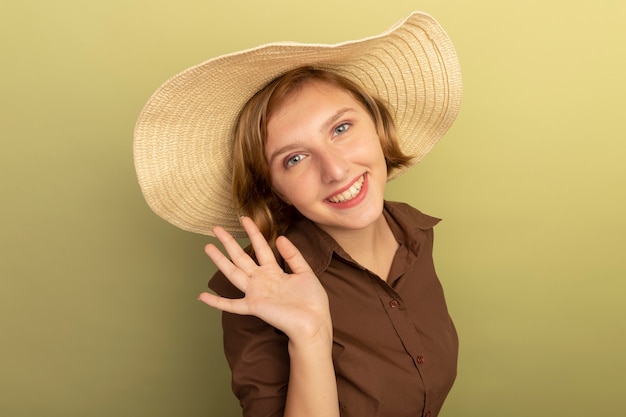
265, 80, 388, 237
232, 67, 412, 244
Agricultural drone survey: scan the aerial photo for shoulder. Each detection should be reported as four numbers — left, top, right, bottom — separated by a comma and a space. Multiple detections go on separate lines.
208, 269, 242, 298
282, 217, 337, 276
384, 201, 441, 231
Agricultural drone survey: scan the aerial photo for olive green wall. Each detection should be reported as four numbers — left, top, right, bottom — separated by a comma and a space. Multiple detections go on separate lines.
2, 1, 624, 416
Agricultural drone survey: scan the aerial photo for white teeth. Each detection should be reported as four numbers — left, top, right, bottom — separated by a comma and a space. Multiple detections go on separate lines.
328, 175, 365, 203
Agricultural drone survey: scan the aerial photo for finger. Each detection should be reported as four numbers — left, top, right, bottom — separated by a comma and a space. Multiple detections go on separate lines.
241, 216, 277, 266
204, 243, 250, 292
212, 225, 259, 275
275, 235, 314, 275
198, 292, 251, 316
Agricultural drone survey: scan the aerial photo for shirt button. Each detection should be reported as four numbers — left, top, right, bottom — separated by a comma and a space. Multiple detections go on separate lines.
417, 355, 425, 365
389, 299, 400, 309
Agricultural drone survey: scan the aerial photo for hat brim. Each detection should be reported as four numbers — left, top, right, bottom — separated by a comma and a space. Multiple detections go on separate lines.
133, 11, 462, 237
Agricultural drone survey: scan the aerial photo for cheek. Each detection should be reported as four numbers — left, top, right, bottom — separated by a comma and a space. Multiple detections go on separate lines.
270, 170, 320, 207
374, 138, 388, 165
272, 186, 292, 205
359, 135, 387, 165
268, 169, 293, 205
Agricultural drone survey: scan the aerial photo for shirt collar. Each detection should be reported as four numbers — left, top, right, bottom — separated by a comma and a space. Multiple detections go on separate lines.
282, 201, 440, 275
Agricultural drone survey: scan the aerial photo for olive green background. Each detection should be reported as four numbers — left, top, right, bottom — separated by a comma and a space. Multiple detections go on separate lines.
2, 1, 625, 416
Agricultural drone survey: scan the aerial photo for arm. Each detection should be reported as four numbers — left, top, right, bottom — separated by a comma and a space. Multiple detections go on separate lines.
284, 328, 337, 417
199, 217, 339, 417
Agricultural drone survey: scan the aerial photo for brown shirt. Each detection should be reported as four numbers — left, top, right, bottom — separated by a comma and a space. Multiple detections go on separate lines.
209, 201, 458, 417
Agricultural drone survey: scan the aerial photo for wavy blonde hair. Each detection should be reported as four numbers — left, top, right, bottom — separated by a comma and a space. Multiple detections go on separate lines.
232, 66, 413, 244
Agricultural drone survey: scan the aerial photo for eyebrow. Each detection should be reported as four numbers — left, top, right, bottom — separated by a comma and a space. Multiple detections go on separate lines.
267, 107, 356, 165
321, 107, 354, 134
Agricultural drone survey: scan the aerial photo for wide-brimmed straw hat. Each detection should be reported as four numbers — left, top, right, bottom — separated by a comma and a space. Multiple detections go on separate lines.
134, 11, 462, 237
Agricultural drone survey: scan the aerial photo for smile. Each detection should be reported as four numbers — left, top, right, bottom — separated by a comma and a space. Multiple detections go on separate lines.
327, 175, 365, 203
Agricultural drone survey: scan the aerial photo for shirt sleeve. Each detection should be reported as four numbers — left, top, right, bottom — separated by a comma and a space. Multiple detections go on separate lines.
209, 270, 290, 417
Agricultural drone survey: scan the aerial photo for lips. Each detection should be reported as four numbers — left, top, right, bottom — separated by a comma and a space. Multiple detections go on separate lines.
326, 175, 365, 203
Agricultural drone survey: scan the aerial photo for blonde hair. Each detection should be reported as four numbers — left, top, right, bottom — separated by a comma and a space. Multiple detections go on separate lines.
232, 66, 413, 244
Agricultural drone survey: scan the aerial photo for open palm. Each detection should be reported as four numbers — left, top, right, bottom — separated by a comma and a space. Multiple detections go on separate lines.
199, 217, 331, 342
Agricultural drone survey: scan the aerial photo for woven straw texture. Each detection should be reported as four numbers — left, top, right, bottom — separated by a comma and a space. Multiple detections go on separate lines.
133, 11, 462, 237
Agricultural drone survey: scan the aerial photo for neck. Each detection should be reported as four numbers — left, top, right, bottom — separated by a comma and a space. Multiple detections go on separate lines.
326, 214, 387, 254
320, 214, 399, 280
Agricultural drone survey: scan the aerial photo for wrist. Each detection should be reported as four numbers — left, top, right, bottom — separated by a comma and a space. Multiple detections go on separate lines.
287, 314, 333, 354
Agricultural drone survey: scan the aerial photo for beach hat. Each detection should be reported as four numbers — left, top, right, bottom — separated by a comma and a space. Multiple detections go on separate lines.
133, 11, 462, 237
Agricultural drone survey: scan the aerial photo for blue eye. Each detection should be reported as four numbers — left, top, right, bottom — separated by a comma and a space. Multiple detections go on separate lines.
334, 122, 350, 136
285, 154, 305, 168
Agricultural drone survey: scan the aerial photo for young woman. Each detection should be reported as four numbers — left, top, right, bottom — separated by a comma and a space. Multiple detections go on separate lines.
134, 11, 462, 417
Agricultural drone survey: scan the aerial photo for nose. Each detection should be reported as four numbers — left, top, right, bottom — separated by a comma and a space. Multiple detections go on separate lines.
319, 149, 349, 184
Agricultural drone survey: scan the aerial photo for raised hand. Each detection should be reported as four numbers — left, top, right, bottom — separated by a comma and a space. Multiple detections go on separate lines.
198, 216, 332, 344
